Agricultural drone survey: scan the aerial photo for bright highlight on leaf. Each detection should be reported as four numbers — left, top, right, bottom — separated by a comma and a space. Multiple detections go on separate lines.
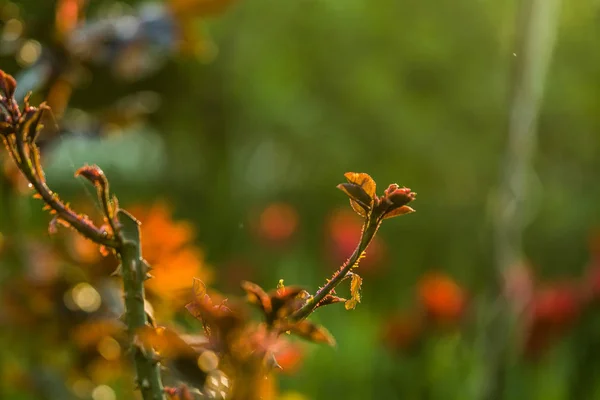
345, 273, 363, 310
337, 172, 416, 220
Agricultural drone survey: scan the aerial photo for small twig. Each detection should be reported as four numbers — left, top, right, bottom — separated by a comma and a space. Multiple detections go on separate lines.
291, 172, 416, 321
291, 219, 378, 321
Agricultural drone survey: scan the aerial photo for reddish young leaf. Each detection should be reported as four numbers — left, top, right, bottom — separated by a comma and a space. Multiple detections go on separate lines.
0, 70, 17, 99
191, 278, 208, 303
241, 280, 272, 315
382, 205, 415, 220
316, 294, 347, 309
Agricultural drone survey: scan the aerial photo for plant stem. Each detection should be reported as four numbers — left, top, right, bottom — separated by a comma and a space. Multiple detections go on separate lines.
117, 210, 166, 400
9, 135, 118, 248
291, 219, 379, 321
479, 0, 562, 399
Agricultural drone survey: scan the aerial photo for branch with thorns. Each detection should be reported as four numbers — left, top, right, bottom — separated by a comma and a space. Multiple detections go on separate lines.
0, 69, 417, 400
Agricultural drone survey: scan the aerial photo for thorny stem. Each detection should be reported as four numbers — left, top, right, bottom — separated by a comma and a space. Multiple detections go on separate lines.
117, 210, 166, 400
291, 219, 380, 321
3, 134, 118, 248
0, 70, 165, 400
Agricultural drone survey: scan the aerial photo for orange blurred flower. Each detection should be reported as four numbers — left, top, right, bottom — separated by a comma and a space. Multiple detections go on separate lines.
417, 272, 466, 323
128, 201, 213, 308
68, 234, 104, 265
55, 0, 83, 38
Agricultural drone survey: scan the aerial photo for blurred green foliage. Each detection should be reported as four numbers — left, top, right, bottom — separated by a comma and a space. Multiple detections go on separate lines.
3, 0, 600, 399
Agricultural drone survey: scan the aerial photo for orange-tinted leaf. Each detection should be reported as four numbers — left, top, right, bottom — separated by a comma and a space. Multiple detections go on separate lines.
344, 172, 376, 200
349, 199, 368, 218
185, 301, 203, 320
272, 286, 306, 321
0, 70, 17, 98
345, 273, 363, 310
316, 294, 346, 309
337, 183, 372, 210
137, 326, 197, 360
290, 320, 336, 346
241, 281, 272, 315
383, 205, 415, 219
273, 286, 305, 302
192, 278, 207, 302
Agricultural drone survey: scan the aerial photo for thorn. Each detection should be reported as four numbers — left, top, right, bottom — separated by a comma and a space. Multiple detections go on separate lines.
141, 258, 153, 271
144, 273, 153, 281
110, 265, 123, 277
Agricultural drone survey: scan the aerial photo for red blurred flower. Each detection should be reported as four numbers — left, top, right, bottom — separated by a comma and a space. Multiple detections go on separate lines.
417, 272, 466, 323
381, 312, 424, 353
256, 202, 299, 245
273, 342, 304, 374
523, 282, 582, 359
531, 283, 581, 326
326, 208, 386, 275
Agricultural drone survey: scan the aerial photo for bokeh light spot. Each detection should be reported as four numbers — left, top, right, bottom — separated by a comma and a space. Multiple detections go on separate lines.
97, 336, 121, 361
17, 39, 41, 66
197, 350, 219, 372
71, 378, 94, 398
91, 385, 116, 400
72, 282, 102, 312
2, 18, 23, 42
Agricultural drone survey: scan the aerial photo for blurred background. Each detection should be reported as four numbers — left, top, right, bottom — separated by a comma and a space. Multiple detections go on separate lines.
1, 0, 600, 399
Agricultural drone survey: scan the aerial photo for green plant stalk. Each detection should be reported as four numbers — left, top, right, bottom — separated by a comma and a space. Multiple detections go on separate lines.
291, 219, 379, 321
117, 210, 166, 400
